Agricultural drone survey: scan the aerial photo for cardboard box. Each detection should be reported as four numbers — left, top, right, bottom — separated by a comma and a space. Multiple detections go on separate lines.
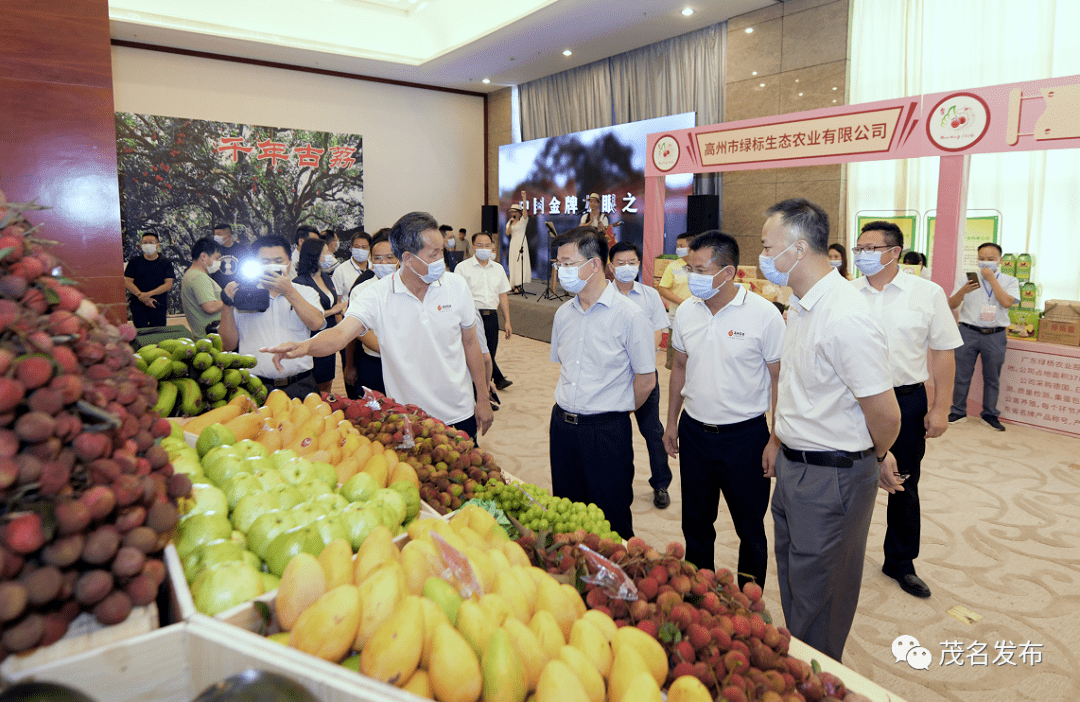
1039, 301, 1080, 346
1007, 308, 1040, 340
653, 256, 678, 280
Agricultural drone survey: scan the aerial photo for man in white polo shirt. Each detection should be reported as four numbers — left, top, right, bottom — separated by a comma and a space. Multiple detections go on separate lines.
456, 231, 514, 392
947, 242, 1018, 431
550, 227, 656, 540
608, 241, 673, 509
663, 231, 784, 588
853, 221, 963, 599
263, 212, 493, 438
759, 198, 902, 663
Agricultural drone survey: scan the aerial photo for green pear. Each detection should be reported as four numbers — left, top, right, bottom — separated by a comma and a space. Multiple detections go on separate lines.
341, 507, 381, 550
191, 561, 264, 616
371, 488, 407, 526
389, 481, 421, 520
246, 511, 298, 559
169, 451, 204, 479
220, 473, 263, 509
232, 490, 284, 533
260, 572, 281, 592
252, 467, 286, 490
181, 539, 245, 584
270, 449, 300, 469
243, 455, 275, 474
175, 513, 232, 559
265, 526, 325, 576
339, 472, 378, 503
279, 458, 317, 485
312, 461, 338, 489
201, 446, 243, 479
311, 513, 349, 547
180, 483, 229, 520
233, 439, 269, 459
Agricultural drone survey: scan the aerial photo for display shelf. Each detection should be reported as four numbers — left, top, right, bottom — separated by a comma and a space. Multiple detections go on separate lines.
5, 615, 417, 702
0, 603, 158, 681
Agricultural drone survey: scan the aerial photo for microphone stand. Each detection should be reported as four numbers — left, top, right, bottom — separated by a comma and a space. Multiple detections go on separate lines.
540, 220, 567, 301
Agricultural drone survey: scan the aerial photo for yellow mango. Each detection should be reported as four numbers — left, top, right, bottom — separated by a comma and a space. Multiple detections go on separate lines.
568, 619, 612, 678
463, 547, 495, 592
429, 521, 468, 553
384, 448, 399, 471
666, 675, 712, 702
561, 583, 586, 620
289, 404, 312, 427
610, 626, 667, 689
370, 440, 385, 454
457, 527, 488, 551
354, 562, 406, 649
558, 646, 605, 702
485, 524, 511, 546
360, 595, 423, 686
256, 426, 283, 453
222, 412, 264, 442
257, 405, 274, 419
265, 389, 289, 416
607, 644, 648, 702
276, 552, 327, 631
407, 518, 442, 541
341, 432, 362, 456
303, 392, 324, 411
326, 445, 342, 466
535, 577, 574, 640
502, 619, 548, 692
619, 671, 663, 702
455, 598, 497, 658
401, 538, 443, 596
510, 568, 538, 616
364, 454, 389, 488
580, 610, 617, 642
481, 628, 527, 702
535, 660, 588, 702
467, 506, 498, 535
318, 427, 343, 451
493, 571, 530, 622
488, 549, 512, 574
290, 396, 303, 408
311, 401, 332, 419
402, 669, 432, 699
478, 593, 514, 626
288, 584, 361, 662
389, 462, 420, 490
335, 456, 360, 485
429, 623, 482, 702
420, 596, 451, 669
277, 419, 297, 447
329, 408, 345, 423
353, 525, 399, 585
528, 610, 565, 661
502, 541, 531, 568
318, 538, 354, 590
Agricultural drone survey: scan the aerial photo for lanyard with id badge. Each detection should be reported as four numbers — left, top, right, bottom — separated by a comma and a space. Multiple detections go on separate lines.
980, 278, 998, 323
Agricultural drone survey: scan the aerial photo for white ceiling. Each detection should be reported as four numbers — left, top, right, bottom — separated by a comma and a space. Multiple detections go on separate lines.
109, 0, 778, 94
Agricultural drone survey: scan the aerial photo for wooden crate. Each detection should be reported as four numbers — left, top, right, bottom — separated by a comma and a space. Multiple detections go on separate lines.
0, 604, 158, 680
6, 615, 419, 702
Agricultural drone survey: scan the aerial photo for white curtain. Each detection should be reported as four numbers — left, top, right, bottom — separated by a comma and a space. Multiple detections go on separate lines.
519, 61, 613, 142
849, 0, 1080, 301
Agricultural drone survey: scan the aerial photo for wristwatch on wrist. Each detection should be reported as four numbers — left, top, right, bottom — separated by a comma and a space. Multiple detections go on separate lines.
876, 453, 887, 463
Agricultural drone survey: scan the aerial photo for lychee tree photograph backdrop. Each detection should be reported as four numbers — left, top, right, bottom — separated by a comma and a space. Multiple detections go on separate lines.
115, 112, 364, 314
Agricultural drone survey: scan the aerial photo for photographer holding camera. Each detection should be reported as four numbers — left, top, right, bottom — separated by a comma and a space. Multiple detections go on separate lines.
219, 234, 326, 400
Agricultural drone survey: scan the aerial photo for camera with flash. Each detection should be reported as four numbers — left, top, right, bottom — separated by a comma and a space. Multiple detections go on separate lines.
232, 259, 275, 312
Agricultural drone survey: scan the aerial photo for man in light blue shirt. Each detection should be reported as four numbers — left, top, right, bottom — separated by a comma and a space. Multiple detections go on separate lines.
608, 241, 672, 509
549, 227, 656, 540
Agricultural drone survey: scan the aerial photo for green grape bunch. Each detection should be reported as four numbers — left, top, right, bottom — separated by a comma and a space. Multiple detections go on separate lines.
472, 479, 618, 542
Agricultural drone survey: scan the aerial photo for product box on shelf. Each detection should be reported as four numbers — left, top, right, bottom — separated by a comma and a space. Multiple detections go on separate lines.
1015, 253, 1033, 280
653, 255, 678, 286
1000, 253, 1017, 276
4, 615, 418, 702
1039, 301, 1080, 346
1007, 308, 1040, 340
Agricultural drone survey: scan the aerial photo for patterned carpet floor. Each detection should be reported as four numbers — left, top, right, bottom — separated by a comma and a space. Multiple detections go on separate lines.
466, 335, 1080, 702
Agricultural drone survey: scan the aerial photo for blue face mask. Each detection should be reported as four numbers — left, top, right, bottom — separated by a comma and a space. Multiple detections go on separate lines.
373, 263, 396, 279
352, 248, 369, 263
688, 268, 731, 300
558, 260, 595, 295
613, 265, 639, 283
410, 254, 445, 284
853, 250, 894, 277
759, 240, 800, 286
829, 259, 842, 268
475, 249, 492, 261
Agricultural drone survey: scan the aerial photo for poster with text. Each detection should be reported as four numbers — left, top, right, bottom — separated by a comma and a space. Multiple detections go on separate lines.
115, 112, 363, 313
498, 113, 695, 281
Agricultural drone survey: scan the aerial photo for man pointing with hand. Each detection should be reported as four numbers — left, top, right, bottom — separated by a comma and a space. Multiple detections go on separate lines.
262, 212, 493, 438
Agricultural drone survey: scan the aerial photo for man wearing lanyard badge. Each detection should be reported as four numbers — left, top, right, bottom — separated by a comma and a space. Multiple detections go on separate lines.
947, 242, 1019, 431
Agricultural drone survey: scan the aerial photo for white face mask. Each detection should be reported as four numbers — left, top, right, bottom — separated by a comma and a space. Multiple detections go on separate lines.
829, 259, 842, 268
320, 254, 336, 269
213, 235, 226, 245
558, 260, 595, 295
142, 244, 157, 256
977, 261, 999, 271
446, 238, 456, 249
676, 247, 689, 258
351, 248, 369, 263
475, 248, 492, 261
206, 259, 221, 275
373, 263, 396, 279
613, 265, 639, 283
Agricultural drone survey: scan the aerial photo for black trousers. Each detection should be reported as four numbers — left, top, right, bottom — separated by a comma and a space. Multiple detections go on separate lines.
258, 371, 318, 402
451, 415, 477, 441
679, 412, 771, 588
479, 310, 506, 384
883, 385, 927, 577
634, 372, 671, 490
549, 406, 634, 539
130, 299, 166, 329
356, 351, 385, 397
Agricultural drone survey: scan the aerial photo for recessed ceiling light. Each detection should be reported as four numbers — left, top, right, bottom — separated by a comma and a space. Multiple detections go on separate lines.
798, 92, 803, 96
745, 27, 754, 33
832, 99, 837, 103
562, 49, 572, 56
795, 79, 799, 83
482, 78, 490, 84
759, 83, 766, 88
681, 7, 694, 16
832, 86, 837, 90
752, 71, 758, 76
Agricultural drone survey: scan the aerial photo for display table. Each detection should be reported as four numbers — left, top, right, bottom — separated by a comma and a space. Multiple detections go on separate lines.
964, 338, 1080, 437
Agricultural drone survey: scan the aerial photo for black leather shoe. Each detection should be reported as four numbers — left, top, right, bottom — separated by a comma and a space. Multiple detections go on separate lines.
653, 488, 670, 509
490, 402, 499, 412
948, 412, 965, 423
982, 414, 1005, 431
884, 569, 931, 598
495, 378, 513, 391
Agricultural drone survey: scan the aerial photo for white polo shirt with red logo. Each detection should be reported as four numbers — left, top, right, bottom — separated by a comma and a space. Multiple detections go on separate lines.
671, 285, 785, 425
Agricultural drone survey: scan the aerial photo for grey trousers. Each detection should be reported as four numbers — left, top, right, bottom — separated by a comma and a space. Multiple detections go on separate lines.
772, 451, 878, 662
951, 325, 1008, 418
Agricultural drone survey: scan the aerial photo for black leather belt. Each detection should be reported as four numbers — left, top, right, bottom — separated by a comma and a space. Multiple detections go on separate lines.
961, 322, 1005, 335
554, 406, 625, 425
781, 443, 874, 468
256, 369, 313, 388
684, 413, 762, 434
894, 383, 924, 396
479, 309, 498, 316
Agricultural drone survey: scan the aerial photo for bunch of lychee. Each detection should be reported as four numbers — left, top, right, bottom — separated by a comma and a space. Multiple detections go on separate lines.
0, 200, 190, 660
